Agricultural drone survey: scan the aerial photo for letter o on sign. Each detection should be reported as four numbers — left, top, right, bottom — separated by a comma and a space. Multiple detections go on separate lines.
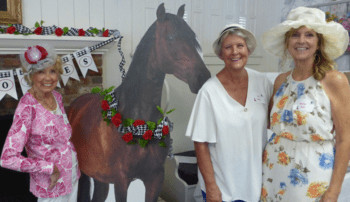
0, 79, 14, 92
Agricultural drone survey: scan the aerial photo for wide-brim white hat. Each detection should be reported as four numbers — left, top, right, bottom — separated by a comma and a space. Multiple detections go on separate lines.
213, 23, 257, 57
262, 6, 349, 60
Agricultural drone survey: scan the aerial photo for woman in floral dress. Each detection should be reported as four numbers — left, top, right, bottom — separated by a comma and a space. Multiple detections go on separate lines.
260, 7, 350, 202
0, 45, 80, 201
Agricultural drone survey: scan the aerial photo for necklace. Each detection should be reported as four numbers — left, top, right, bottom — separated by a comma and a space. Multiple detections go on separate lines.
30, 88, 57, 111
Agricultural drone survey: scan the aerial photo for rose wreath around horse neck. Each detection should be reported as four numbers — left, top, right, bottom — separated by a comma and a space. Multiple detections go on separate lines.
92, 86, 175, 147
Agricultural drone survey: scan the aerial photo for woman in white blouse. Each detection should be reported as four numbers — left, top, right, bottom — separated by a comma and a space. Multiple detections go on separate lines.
186, 24, 272, 202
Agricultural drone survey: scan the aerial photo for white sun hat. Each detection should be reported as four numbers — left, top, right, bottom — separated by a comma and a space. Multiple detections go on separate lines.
262, 6, 349, 60
20, 44, 57, 75
212, 23, 257, 57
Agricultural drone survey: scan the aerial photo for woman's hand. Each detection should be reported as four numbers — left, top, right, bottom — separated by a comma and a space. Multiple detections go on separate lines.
49, 165, 60, 189
206, 183, 222, 202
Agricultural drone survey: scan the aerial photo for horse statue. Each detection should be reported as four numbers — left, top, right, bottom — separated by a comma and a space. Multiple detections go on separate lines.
68, 3, 210, 202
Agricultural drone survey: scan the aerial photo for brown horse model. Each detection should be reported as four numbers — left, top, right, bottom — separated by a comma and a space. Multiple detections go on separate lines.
68, 3, 210, 202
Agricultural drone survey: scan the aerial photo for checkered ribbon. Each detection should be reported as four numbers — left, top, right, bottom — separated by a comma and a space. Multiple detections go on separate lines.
117, 36, 126, 80
117, 117, 173, 139
42, 25, 57, 35
106, 91, 173, 139
66, 28, 79, 36
13, 24, 32, 34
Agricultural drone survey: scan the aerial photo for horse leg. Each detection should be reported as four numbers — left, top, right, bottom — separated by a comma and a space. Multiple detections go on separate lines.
78, 172, 91, 202
142, 170, 165, 202
113, 176, 130, 202
91, 178, 109, 202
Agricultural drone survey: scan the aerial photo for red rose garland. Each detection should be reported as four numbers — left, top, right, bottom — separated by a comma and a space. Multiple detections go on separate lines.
101, 100, 110, 111
6, 26, 16, 34
93, 86, 174, 148
78, 29, 85, 36
34, 27, 43, 35
55, 28, 64, 36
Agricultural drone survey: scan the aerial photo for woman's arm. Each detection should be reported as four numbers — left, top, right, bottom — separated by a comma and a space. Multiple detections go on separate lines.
321, 70, 350, 201
0, 103, 54, 175
194, 141, 221, 202
267, 72, 290, 128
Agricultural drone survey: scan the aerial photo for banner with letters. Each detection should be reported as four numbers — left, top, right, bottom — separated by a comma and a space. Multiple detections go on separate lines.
0, 32, 125, 102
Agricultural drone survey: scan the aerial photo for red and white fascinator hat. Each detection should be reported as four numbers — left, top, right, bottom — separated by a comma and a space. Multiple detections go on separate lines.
20, 44, 57, 75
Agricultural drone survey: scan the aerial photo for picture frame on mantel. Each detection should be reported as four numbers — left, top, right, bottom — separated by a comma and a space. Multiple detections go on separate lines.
0, 0, 22, 25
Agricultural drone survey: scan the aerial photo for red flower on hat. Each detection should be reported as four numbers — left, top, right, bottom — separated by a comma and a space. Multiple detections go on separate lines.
55, 28, 64, 36
103, 29, 109, 37
142, 130, 153, 140
34, 27, 43, 35
6, 26, 16, 34
78, 29, 85, 36
24, 45, 48, 64
101, 100, 110, 111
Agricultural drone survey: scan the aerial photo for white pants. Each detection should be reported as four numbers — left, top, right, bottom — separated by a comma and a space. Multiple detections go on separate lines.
38, 153, 78, 202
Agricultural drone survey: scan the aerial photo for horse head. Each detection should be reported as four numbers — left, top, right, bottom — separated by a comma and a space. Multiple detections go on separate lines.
153, 3, 210, 93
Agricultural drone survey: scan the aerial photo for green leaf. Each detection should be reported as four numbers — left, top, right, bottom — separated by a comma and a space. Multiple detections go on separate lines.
138, 139, 148, 148
88, 28, 100, 34
158, 141, 166, 147
106, 86, 115, 93
0, 28, 4, 33
157, 117, 163, 125
123, 118, 134, 127
63, 27, 69, 34
166, 108, 176, 114
111, 108, 117, 117
35, 22, 40, 28
40, 20, 44, 26
146, 121, 156, 131
91, 87, 101, 94
157, 106, 164, 115
104, 94, 113, 102
102, 110, 107, 117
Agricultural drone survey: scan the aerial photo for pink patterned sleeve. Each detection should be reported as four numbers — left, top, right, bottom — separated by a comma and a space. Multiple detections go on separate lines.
0, 102, 54, 175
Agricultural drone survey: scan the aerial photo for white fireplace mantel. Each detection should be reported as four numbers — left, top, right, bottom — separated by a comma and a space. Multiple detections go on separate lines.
0, 34, 116, 55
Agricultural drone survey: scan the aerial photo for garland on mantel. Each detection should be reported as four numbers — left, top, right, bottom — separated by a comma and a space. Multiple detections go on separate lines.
0, 21, 118, 37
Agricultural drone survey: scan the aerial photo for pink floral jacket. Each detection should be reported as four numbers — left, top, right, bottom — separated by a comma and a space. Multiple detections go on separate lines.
0, 91, 80, 198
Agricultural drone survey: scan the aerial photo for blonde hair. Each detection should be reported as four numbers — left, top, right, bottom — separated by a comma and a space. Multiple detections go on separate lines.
214, 30, 255, 57
283, 26, 335, 80
23, 56, 63, 86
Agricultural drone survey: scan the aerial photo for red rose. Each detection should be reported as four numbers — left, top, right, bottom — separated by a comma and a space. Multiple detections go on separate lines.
78, 29, 85, 36
102, 29, 109, 37
34, 27, 43, 35
55, 27, 63, 36
101, 100, 110, 111
111, 113, 122, 127
122, 132, 133, 143
133, 120, 145, 126
6, 26, 16, 34
142, 130, 153, 140
162, 125, 169, 135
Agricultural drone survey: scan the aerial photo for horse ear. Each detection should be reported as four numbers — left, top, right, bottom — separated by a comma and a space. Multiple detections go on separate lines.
177, 4, 185, 18
157, 3, 166, 21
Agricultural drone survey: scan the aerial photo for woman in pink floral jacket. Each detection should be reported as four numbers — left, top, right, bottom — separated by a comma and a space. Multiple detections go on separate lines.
0, 44, 80, 201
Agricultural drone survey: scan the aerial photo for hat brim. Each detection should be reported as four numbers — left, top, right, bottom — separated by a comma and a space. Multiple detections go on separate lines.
262, 21, 349, 60
213, 27, 257, 57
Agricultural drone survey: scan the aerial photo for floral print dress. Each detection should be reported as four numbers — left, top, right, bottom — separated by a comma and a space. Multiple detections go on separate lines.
261, 73, 335, 201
